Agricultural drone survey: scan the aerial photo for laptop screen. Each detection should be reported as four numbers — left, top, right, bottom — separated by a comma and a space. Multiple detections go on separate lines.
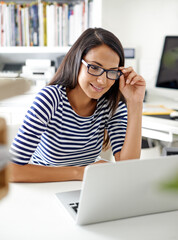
156, 36, 178, 89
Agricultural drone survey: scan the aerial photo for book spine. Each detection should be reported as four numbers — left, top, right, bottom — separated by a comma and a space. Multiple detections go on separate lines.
29, 3, 39, 46
0, 3, 1, 46
74, 2, 82, 42
32, 3, 39, 46
38, 2, 44, 46
68, 5, 74, 46
21, 6, 25, 46
5, 3, 10, 46
7, 4, 12, 46
43, 2, 47, 46
54, 2, 58, 47
10, 4, 16, 46
46, 3, 50, 46
62, 3, 69, 46
17, 4, 22, 46
1, 3, 6, 46
25, 6, 30, 46
15, 4, 18, 46
58, 5, 62, 46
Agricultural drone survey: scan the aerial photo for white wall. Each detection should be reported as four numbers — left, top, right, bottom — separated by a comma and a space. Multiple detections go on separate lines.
101, 0, 178, 87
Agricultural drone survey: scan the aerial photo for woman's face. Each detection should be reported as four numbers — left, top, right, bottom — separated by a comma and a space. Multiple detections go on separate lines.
77, 44, 120, 100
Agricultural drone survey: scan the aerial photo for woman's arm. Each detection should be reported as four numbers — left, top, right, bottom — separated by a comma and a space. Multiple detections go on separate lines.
9, 159, 108, 183
9, 162, 85, 183
10, 87, 57, 165
115, 66, 146, 161
115, 101, 143, 161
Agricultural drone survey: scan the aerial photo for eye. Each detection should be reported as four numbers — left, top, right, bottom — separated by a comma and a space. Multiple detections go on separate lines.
90, 65, 100, 71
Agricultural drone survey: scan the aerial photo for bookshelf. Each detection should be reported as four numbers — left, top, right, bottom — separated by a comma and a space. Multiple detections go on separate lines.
0, 46, 71, 69
0, 46, 70, 54
0, 0, 102, 67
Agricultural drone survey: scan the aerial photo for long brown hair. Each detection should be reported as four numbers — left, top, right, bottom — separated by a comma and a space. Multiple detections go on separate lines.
49, 28, 125, 150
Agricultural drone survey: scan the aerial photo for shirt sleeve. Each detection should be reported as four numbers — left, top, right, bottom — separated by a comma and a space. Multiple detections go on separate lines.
105, 101, 127, 155
10, 86, 59, 165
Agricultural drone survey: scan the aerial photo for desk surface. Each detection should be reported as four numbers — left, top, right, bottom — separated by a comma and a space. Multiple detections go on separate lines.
142, 114, 178, 142
0, 182, 178, 240
142, 91, 178, 142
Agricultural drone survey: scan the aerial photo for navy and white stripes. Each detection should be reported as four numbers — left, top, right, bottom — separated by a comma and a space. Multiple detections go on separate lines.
10, 85, 127, 166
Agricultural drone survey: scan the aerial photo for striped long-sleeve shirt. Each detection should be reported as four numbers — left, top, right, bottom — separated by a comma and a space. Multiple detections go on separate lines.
10, 85, 127, 166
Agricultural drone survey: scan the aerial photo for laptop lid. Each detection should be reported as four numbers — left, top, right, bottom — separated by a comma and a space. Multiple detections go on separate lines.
76, 155, 178, 225
56, 155, 178, 225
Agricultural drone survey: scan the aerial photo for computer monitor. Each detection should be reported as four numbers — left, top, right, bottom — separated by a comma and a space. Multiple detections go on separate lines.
155, 36, 178, 101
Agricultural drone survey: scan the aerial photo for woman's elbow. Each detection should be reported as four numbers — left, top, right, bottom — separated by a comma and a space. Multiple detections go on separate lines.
9, 163, 24, 182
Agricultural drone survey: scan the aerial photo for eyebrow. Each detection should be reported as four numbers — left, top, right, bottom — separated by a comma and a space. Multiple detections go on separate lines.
91, 61, 119, 70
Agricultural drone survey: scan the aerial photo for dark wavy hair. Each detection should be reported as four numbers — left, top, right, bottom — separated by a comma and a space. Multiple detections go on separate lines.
49, 27, 125, 149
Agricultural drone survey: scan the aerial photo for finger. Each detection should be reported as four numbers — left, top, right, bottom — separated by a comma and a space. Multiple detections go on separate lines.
119, 74, 126, 89
118, 66, 125, 70
130, 75, 146, 85
125, 71, 137, 84
119, 66, 134, 74
119, 66, 135, 82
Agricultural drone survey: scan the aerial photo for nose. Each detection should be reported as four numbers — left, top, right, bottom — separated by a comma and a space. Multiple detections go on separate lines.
96, 71, 107, 84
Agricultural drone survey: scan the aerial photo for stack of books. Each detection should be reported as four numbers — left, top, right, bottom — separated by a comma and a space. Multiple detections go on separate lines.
0, 0, 94, 47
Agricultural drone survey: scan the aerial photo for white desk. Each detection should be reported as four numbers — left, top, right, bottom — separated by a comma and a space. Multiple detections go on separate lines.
142, 115, 178, 142
0, 182, 178, 240
142, 91, 178, 143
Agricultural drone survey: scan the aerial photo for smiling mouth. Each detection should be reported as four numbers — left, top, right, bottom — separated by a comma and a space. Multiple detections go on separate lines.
90, 83, 104, 92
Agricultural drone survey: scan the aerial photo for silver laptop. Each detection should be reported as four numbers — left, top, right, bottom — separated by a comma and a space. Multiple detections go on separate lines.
55, 155, 178, 225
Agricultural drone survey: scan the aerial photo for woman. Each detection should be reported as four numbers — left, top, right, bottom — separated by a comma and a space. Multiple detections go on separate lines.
10, 28, 146, 182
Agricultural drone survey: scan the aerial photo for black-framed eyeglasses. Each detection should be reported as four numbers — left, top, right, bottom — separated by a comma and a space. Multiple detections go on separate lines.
81, 59, 122, 80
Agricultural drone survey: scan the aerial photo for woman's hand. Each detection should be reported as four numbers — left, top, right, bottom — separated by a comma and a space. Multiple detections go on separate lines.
119, 67, 146, 103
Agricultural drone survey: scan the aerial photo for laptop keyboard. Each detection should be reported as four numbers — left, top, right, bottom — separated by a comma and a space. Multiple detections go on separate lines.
69, 202, 79, 213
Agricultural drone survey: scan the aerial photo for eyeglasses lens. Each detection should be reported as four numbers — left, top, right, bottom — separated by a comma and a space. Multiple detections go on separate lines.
88, 65, 102, 75
107, 71, 120, 80
88, 65, 121, 80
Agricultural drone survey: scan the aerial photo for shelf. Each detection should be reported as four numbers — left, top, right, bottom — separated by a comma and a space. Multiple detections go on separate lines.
0, 46, 71, 54
0, 46, 71, 65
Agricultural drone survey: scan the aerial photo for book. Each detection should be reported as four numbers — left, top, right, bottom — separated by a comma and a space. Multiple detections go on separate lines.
142, 104, 174, 115
25, 5, 30, 46
17, 4, 22, 46
0, 2, 6, 46
62, 3, 68, 46
43, 2, 47, 46
57, 4, 63, 46
46, 3, 55, 47
29, 3, 39, 46
38, 2, 44, 46
10, 3, 16, 46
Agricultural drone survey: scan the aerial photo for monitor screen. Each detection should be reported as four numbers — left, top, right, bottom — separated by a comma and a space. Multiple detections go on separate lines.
156, 36, 178, 89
